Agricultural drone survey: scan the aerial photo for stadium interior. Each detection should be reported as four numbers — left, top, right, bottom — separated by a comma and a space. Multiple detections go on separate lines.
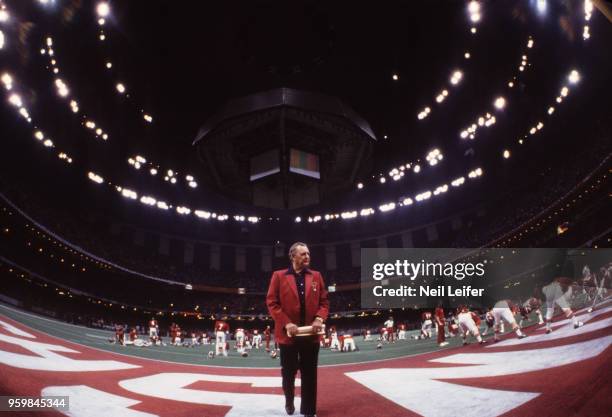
0, 1, 610, 416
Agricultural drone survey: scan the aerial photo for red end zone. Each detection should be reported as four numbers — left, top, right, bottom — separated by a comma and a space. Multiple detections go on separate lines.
0, 306, 611, 417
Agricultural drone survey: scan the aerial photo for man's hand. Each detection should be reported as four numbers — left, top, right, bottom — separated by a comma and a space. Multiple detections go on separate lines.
285, 323, 299, 336
311, 317, 323, 334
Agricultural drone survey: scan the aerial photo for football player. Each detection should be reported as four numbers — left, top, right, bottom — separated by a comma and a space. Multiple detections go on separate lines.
252, 329, 262, 349
384, 316, 395, 343
214, 320, 229, 356
542, 277, 584, 334
264, 325, 272, 352
492, 300, 527, 342
457, 306, 485, 345
435, 303, 448, 347
421, 311, 433, 339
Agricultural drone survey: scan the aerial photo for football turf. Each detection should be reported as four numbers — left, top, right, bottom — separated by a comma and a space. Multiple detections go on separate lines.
0, 303, 540, 368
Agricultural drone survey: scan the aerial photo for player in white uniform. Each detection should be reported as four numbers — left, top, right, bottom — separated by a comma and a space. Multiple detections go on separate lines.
235, 328, 245, 352
214, 320, 229, 356
363, 330, 372, 341
252, 329, 262, 349
542, 277, 584, 333
397, 323, 407, 340
421, 312, 433, 339
492, 300, 526, 342
456, 306, 485, 345
384, 316, 395, 343
329, 327, 341, 350
148, 318, 159, 341
342, 334, 357, 351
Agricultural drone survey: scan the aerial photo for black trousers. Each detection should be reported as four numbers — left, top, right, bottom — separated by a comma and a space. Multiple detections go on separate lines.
280, 339, 320, 415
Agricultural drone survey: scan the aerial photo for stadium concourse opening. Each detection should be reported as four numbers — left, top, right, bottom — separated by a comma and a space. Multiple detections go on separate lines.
1, 1, 612, 417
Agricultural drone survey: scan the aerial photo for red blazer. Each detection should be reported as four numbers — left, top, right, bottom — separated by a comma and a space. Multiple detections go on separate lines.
266, 268, 329, 345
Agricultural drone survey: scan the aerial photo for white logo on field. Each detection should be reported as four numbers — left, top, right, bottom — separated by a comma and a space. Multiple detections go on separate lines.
490, 307, 612, 347
346, 336, 612, 417
42, 386, 158, 417
0, 333, 139, 371
0, 319, 36, 338
120, 373, 298, 417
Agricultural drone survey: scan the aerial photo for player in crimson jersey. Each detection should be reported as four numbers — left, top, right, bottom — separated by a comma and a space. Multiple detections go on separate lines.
114, 324, 125, 345
482, 308, 495, 336
435, 303, 448, 347
518, 297, 545, 327
263, 325, 272, 351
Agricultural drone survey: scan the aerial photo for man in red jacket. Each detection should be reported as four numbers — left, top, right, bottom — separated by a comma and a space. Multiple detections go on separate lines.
266, 242, 329, 417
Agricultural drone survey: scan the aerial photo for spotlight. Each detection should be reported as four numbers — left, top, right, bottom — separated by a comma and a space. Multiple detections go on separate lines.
568, 70, 580, 84
392, 73, 399, 81
494, 96, 506, 110
8, 94, 22, 107
468, 1, 480, 14
503, 149, 510, 159
96, 2, 110, 18
116, 83, 126, 94
1, 73, 12, 89
450, 70, 463, 85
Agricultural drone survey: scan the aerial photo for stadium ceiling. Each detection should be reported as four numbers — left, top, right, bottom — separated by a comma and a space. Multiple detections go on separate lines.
0, 0, 610, 223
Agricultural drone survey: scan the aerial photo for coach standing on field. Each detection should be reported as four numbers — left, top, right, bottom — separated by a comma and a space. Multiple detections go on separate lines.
266, 242, 329, 417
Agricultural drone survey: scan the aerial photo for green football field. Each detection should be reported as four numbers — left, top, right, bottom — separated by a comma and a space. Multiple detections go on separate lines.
0, 302, 539, 368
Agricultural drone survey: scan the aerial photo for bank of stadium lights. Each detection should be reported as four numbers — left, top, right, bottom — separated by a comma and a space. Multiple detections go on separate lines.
450, 70, 463, 85
568, 70, 580, 84
418, 70, 463, 120
87, 172, 104, 184
583, 1, 592, 39
120, 188, 138, 200
92, 4, 155, 125
417, 106, 431, 120
468, 1, 481, 23
425, 149, 443, 166
451, 177, 465, 187
41, 38, 109, 139
468, 168, 483, 178
494, 96, 506, 110
306, 167, 483, 223
0, 30, 4, 50
96, 2, 110, 18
